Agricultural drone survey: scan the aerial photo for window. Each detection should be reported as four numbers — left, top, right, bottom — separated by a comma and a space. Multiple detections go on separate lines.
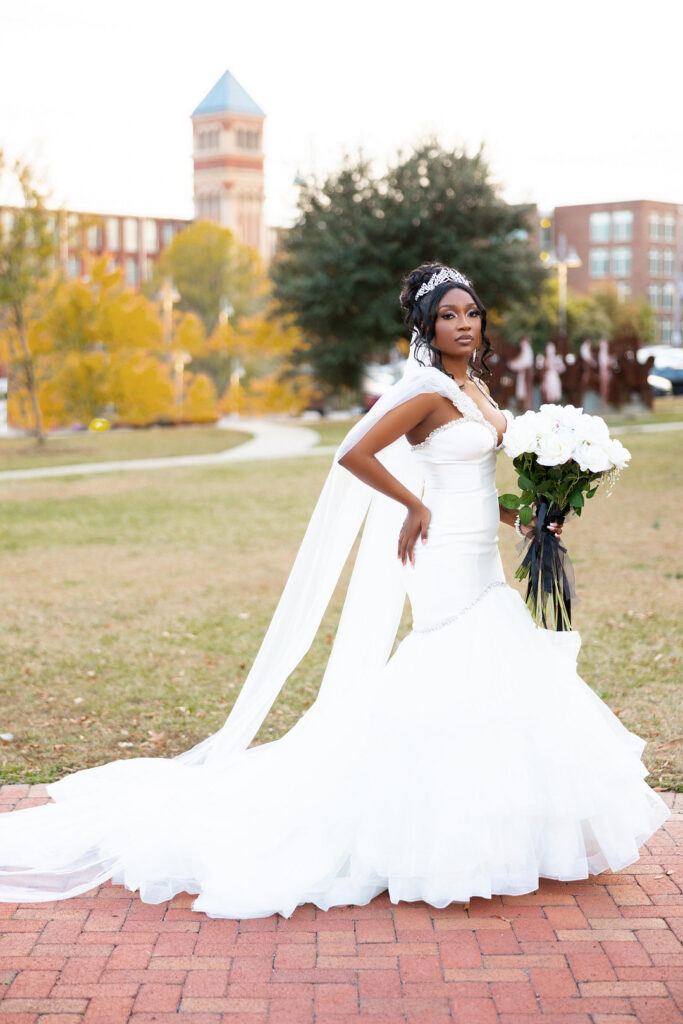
649, 213, 661, 240
123, 217, 138, 253
236, 129, 260, 149
662, 283, 675, 311
663, 214, 675, 241
86, 224, 102, 250
649, 249, 661, 275
198, 129, 219, 151
105, 217, 120, 250
68, 213, 81, 246
143, 219, 158, 253
612, 210, 633, 241
662, 250, 674, 275
589, 212, 610, 243
589, 248, 609, 277
647, 284, 660, 309
661, 320, 672, 343
161, 222, 175, 246
616, 282, 631, 301
197, 193, 220, 220
125, 257, 138, 287
67, 254, 81, 278
1, 210, 14, 237
612, 247, 631, 277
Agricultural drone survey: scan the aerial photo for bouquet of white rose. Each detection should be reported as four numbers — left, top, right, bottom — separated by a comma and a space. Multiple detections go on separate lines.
499, 404, 631, 631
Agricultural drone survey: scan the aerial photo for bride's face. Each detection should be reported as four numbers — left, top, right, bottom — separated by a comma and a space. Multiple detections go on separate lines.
433, 287, 482, 358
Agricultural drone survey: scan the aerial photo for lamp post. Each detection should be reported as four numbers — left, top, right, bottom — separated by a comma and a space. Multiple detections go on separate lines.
158, 277, 180, 349
174, 351, 192, 421
540, 233, 582, 346
219, 295, 234, 328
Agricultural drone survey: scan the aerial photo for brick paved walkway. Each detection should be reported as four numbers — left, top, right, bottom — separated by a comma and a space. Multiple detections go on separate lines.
1, 785, 681, 1024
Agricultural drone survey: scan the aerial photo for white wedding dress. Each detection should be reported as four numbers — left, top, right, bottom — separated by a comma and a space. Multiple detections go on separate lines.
0, 382, 670, 918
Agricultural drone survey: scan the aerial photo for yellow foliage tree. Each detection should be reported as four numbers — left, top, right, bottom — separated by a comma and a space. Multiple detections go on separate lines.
216, 308, 321, 415
182, 372, 219, 423
174, 312, 207, 359
5, 256, 174, 428
108, 352, 174, 427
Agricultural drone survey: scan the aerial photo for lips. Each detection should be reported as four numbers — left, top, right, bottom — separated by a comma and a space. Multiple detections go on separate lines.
456, 335, 473, 342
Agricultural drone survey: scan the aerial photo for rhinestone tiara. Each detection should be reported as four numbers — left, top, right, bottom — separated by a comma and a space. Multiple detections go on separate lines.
415, 267, 472, 301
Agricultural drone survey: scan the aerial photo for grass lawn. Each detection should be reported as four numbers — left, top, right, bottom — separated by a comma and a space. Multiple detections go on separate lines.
0, 426, 251, 471
1, 429, 681, 790
605, 395, 683, 427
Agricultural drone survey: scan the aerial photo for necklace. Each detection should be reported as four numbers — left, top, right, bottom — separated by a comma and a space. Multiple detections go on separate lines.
452, 370, 472, 390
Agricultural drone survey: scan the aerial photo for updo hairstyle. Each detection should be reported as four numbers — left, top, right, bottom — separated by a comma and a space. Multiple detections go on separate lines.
399, 262, 493, 384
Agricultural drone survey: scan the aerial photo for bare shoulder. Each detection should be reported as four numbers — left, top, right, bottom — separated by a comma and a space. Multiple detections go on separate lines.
339, 392, 442, 465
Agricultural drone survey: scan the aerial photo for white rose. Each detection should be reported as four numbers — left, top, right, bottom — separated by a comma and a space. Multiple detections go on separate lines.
574, 439, 613, 473
538, 403, 574, 428
536, 430, 575, 467
502, 418, 538, 458
606, 438, 632, 470
555, 404, 584, 429
576, 413, 610, 444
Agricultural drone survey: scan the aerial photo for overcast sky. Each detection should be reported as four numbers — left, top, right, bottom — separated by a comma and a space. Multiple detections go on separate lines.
2, 0, 681, 227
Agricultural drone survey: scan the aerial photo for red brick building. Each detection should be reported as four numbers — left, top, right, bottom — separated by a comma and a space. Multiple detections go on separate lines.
59, 210, 191, 287
553, 200, 683, 344
0, 205, 190, 289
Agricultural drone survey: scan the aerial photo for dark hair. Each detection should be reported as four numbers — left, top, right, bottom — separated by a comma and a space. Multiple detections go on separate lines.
399, 262, 493, 384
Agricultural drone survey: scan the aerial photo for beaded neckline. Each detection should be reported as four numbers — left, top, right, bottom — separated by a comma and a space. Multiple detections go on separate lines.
409, 373, 504, 451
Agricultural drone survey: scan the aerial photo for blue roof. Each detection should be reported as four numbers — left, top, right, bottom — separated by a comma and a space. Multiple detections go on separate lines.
192, 71, 264, 118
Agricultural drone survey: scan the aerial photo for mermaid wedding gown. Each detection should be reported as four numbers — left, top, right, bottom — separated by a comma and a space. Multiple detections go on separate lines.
0, 393, 670, 918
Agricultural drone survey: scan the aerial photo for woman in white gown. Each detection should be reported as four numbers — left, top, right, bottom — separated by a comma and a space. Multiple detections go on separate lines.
0, 264, 670, 919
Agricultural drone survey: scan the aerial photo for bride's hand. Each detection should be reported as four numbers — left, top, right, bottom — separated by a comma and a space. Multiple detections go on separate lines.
522, 516, 563, 538
398, 502, 431, 566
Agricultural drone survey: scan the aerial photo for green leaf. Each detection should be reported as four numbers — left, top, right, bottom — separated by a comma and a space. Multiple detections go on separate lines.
568, 489, 585, 508
499, 493, 521, 509
586, 486, 598, 498
517, 474, 534, 491
519, 505, 533, 526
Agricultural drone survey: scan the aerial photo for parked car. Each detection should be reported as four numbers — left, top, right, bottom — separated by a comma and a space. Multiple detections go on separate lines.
361, 359, 407, 410
636, 345, 683, 396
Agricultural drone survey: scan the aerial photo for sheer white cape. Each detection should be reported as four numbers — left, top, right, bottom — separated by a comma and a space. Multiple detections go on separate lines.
175, 356, 488, 769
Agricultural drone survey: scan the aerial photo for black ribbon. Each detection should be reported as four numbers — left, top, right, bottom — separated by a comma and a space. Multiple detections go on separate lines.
518, 501, 576, 631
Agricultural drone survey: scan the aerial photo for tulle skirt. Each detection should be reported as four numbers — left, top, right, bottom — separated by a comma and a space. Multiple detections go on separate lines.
0, 583, 669, 918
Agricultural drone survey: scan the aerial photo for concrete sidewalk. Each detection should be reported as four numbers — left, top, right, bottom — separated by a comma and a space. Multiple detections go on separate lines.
0, 784, 681, 1023
0, 418, 336, 483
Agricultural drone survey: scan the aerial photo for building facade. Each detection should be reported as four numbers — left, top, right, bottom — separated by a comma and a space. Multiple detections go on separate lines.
553, 200, 683, 344
0, 206, 190, 287
59, 210, 191, 287
191, 70, 267, 260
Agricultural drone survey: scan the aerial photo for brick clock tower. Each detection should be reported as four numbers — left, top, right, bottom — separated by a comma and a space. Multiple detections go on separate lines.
192, 71, 266, 260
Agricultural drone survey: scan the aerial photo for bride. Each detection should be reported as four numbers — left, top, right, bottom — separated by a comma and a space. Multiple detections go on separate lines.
0, 263, 670, 919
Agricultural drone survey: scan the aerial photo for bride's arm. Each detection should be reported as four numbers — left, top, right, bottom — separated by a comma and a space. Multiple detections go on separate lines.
338, 393, 439, 566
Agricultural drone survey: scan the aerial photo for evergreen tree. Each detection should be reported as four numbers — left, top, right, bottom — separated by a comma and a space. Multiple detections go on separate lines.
271, 142, 546, 390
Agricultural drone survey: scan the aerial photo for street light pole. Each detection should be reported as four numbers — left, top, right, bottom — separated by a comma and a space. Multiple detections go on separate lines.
540, 232, 582, 348
159, 277, 180, 349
